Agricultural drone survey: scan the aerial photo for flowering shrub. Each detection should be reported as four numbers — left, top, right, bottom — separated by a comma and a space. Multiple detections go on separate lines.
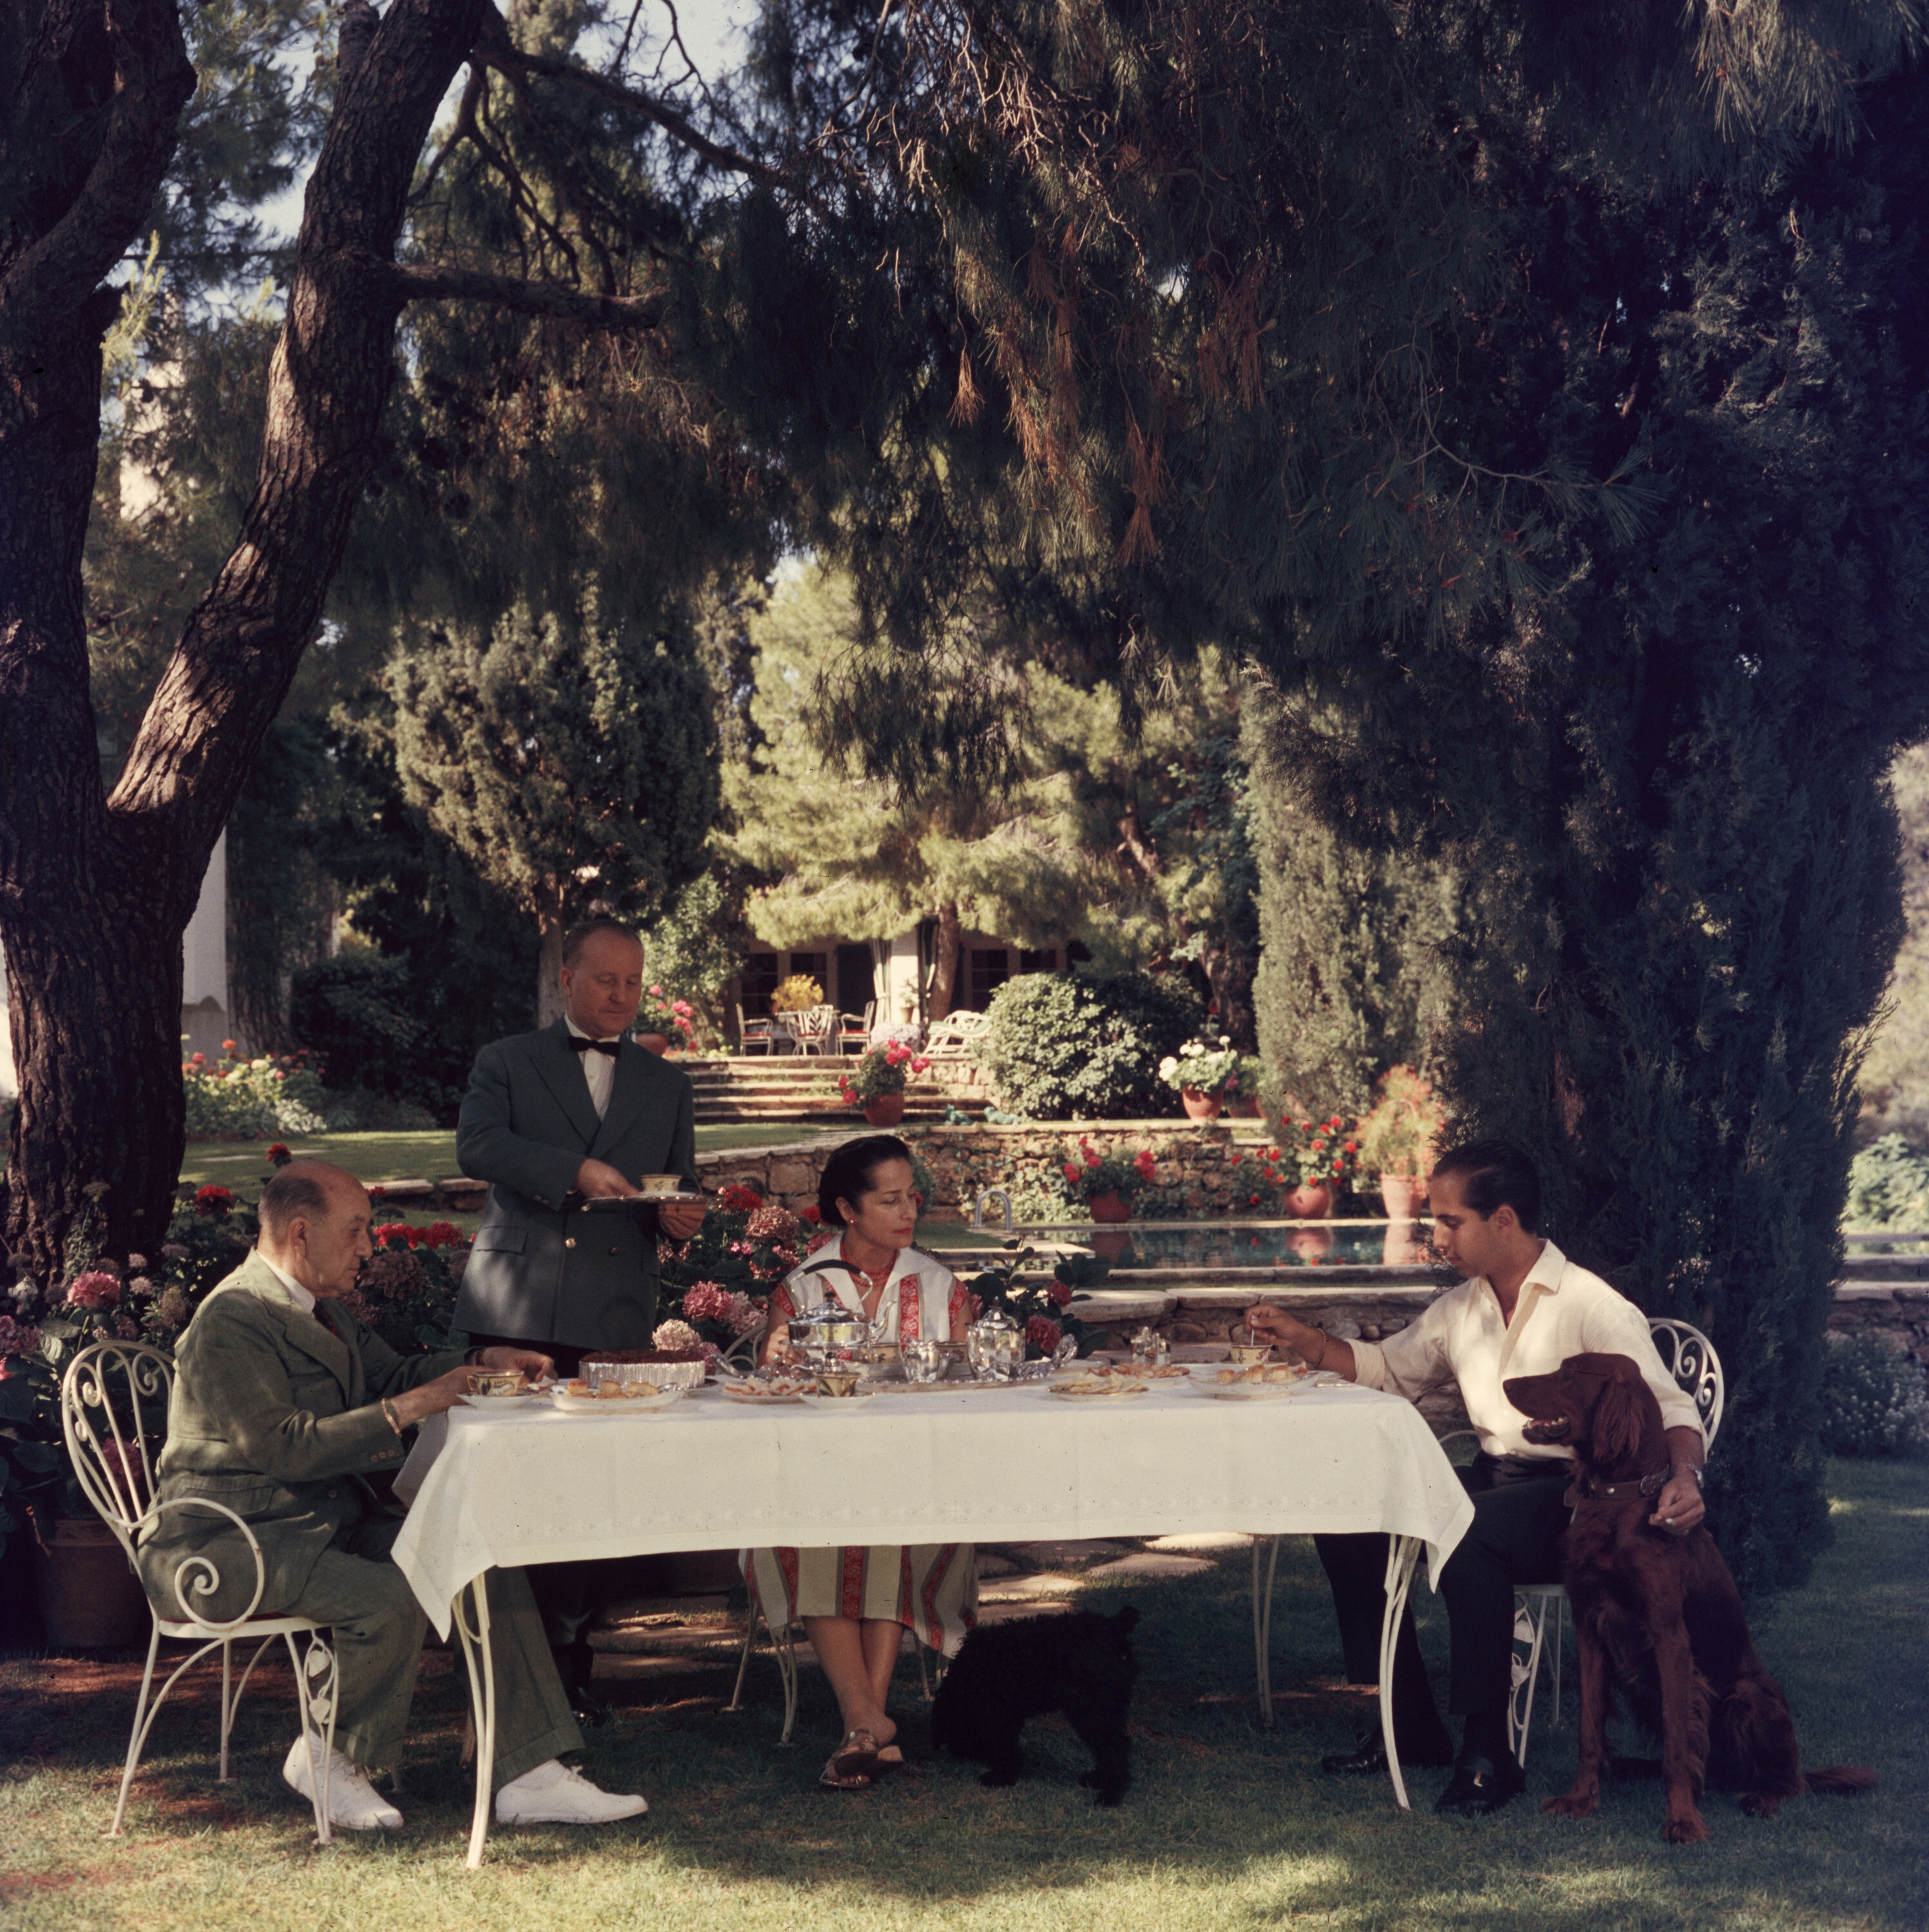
372, 1220, 466, 1251
182, 1040, 330, 1138
194, 1185, 236, 1217
640, 985, 698, 1043
1280, 1113, 1359, 1189
266, 1142, 293, 1166
1355, 1066, 1445, 1179
1821, 1332, 1929, 1457
769, 974, 824, 1014
838, 1039, 931, 1106
978, 969, 1205, 1119
652, 1318, 705, 1354
65, 1270, 122, 1311
1157, 1036, 1243, 1100
657, 1191, 797, 1347
1224, 1146, 1293, 1212
1059, 1139, 1159, 1208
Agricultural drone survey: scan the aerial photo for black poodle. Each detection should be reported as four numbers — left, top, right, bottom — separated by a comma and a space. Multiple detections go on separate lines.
929, 1605, 1138, 1804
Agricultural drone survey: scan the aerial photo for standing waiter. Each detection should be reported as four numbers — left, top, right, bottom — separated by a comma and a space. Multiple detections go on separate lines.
454, 915, 706, 1719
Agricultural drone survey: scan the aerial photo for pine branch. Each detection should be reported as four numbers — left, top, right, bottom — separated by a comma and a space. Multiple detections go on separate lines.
381, 260, 668, 328
0, 1, 197, 351
475, 3, 781, 185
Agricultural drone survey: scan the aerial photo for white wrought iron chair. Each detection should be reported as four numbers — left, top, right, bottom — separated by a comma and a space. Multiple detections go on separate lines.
735, 1003, 776, 1054
836, 1001, 877, 1054
725, 1577, 945, 1745
787, 1004, 839, 1057
1506, 1318, 1725, 1763
61, 1341, 343, 1843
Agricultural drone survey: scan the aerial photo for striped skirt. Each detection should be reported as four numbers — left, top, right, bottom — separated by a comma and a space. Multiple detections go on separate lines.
740, 1543, 978, 1658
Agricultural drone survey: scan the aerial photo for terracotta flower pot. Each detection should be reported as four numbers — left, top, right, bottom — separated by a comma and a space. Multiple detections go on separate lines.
1288, 1226, 1335, 1262
1378, 1174, 1429, 1221
1228, 1095, 1264, 1119
1181, 1087, 1222, 1121
636, 1031, 670, 1056
1284, 1181, 1334, 1220
862, 1092, 906, 1128
1090, 1229, 1136, 1264
34, 1516, 149, 1650
1088, 1189, 1132, 1224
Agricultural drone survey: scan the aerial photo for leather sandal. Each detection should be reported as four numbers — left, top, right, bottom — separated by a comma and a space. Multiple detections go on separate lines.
820, 1729, 884, 1790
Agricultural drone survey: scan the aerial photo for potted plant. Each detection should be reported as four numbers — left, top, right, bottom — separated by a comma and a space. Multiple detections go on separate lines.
1278, 1113, 1358, 1218
636, 984, 697, 1056
1060, 1139, 1159, 1224
837, 1039, 931, 1127
1355, 1066, 1445, 1220
1157, 1037, 1243, 1121
1228, 1055, 1266, 1118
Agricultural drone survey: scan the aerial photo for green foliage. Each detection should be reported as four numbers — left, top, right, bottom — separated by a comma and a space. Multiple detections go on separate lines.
641, 873, 750, 1038
1157, 1037, 1242, 1100
1858, 744, 1929, 1143
1844, 1135, 1929, 1232
388, 598, 720, 1011
978, 969, 1205, 1121
288, 948, 428, 1102
1820, 1333, 1929, 1459
180, 1046, 330, 1139
1355, 1066, 1447, 1180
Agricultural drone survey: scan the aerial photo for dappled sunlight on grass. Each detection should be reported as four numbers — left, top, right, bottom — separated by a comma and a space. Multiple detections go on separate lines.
3, 1459, 1923, 1930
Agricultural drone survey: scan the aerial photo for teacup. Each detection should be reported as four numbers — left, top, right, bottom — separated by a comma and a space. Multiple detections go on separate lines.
636, 1175, 686, 1197
1229, 1344, 1271, 1368
469, 1370, 522, 1397
815, 1368, 864, 1399
901, 1338, 945, 1384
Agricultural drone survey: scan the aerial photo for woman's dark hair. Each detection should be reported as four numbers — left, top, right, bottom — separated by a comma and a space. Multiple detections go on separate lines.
1430, 1139, 1543, 1235
817, 1135, 916, 1227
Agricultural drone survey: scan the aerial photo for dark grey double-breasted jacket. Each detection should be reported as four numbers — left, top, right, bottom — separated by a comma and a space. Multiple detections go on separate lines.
451, 1018, 698, 1350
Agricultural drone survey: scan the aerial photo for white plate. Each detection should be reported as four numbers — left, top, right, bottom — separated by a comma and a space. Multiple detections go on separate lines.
796, 1391, 879, 1410
548, 1385, 687, 1414
1197, 1380, 1309, 1401
1048, 1381, 1150, 1401
458, 1389, 550, 1410
722, 1384, 809, 1405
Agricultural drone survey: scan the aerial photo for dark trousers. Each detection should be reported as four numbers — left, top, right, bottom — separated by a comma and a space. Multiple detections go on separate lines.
466, 1331, 613, 1672
1314, 1453, 1570, 1748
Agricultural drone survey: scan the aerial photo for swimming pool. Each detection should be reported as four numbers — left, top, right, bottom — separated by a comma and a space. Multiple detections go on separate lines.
955, 1219, 1439, 1270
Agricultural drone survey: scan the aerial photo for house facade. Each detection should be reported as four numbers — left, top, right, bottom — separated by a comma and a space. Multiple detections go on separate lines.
730, 925, 1090, 1041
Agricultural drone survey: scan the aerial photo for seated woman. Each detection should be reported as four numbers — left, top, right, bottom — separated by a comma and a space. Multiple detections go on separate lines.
745, 1134, 976, 1789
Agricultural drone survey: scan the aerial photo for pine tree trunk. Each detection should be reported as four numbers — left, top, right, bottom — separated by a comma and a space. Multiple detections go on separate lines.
0, 0, 484, 1271
927, 902, 962, 1021
535, 891, 567, 1027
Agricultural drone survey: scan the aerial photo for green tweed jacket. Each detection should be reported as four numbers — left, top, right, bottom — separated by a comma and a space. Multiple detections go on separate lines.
136, 1251, 466, 1624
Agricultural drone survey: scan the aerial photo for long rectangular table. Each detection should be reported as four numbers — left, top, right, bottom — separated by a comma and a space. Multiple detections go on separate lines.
391, 1378, 1474, 1866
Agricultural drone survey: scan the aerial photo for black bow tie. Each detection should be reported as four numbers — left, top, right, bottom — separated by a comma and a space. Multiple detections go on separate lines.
568, 1035, 622, 1058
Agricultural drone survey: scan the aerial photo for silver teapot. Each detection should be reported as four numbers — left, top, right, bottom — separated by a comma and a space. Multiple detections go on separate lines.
967, 1307, 1025, 1381
788, 1303, 869, 1364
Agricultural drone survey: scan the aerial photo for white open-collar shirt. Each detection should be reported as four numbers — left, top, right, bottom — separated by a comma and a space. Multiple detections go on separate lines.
1349, 1238, 1706, 1461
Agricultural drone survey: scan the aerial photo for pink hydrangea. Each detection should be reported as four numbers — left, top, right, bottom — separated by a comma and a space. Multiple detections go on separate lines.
0, 1314, 41, 1361
66, 1269, 122, 1311
683, 1282, 733, 1323
746, 1204, 801, 1244
728, 1294, 766, 1338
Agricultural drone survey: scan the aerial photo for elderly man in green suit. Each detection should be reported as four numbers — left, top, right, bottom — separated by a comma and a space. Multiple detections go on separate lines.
453, 916, 707, 1717
138, 1160, 647, 1834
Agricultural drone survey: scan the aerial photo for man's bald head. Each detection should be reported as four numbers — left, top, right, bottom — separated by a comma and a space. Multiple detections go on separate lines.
258, 1159, 366, 1242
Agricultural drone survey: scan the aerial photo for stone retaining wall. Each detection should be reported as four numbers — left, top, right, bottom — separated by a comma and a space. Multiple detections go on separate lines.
696, 1121, 1259, 1219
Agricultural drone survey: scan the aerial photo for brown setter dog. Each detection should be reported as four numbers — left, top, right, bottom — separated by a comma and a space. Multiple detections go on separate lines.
1503, 1352, 1875, 1843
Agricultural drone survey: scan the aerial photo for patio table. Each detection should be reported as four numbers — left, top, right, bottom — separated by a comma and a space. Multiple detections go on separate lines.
390, 1379, 1474, 1866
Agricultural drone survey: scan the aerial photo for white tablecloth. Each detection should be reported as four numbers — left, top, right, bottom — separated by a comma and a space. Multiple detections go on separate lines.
392, 1382, 1474, 1636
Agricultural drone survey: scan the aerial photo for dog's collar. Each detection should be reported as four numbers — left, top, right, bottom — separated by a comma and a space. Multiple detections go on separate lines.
1566, 1466, 1669, 1505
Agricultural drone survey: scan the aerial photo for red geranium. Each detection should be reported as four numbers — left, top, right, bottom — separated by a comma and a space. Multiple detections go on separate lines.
1047, 1279, 1074, 1309
1026, 1315, 1061, 1355
721, 1185, 765, 1215
194, 1184, 235, 1217
798, 1204, 822, 1224
265, 1142, 292, 1166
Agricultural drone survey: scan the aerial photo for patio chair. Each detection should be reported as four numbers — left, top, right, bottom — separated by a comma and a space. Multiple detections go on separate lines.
924, 1010, 991, 1059
787, 1004, 838, 1057
61, 1341, 343, 1844
1504, 1318, 1725, 1763
736, 1003, 777, 1054
836, 1001, 877, 1053
724, 1587, 945, 1745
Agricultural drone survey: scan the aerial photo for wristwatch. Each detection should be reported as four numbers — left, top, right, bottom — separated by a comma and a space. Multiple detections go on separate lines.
1671, 1462, 1705, 1490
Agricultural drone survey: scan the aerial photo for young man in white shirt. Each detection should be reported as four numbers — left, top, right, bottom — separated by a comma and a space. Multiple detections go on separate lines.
1248, 1140, 1707, 1814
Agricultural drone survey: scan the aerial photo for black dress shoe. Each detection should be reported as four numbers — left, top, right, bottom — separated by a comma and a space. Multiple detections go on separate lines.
1322, 1725, 1456, 1777
1434, 1752, 1526, 1815
567, 1681, 611, 1728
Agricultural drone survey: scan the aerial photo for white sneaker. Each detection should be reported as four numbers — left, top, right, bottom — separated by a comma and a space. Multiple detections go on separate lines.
281, 1736, 404, 1831
494, 1759, 649, 1825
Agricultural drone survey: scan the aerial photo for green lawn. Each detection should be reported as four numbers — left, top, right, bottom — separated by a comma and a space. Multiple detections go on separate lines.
2, 1459, 1923, 1930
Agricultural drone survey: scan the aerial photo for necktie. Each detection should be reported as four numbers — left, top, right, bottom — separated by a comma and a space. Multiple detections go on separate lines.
569, 1036, 622, 1057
